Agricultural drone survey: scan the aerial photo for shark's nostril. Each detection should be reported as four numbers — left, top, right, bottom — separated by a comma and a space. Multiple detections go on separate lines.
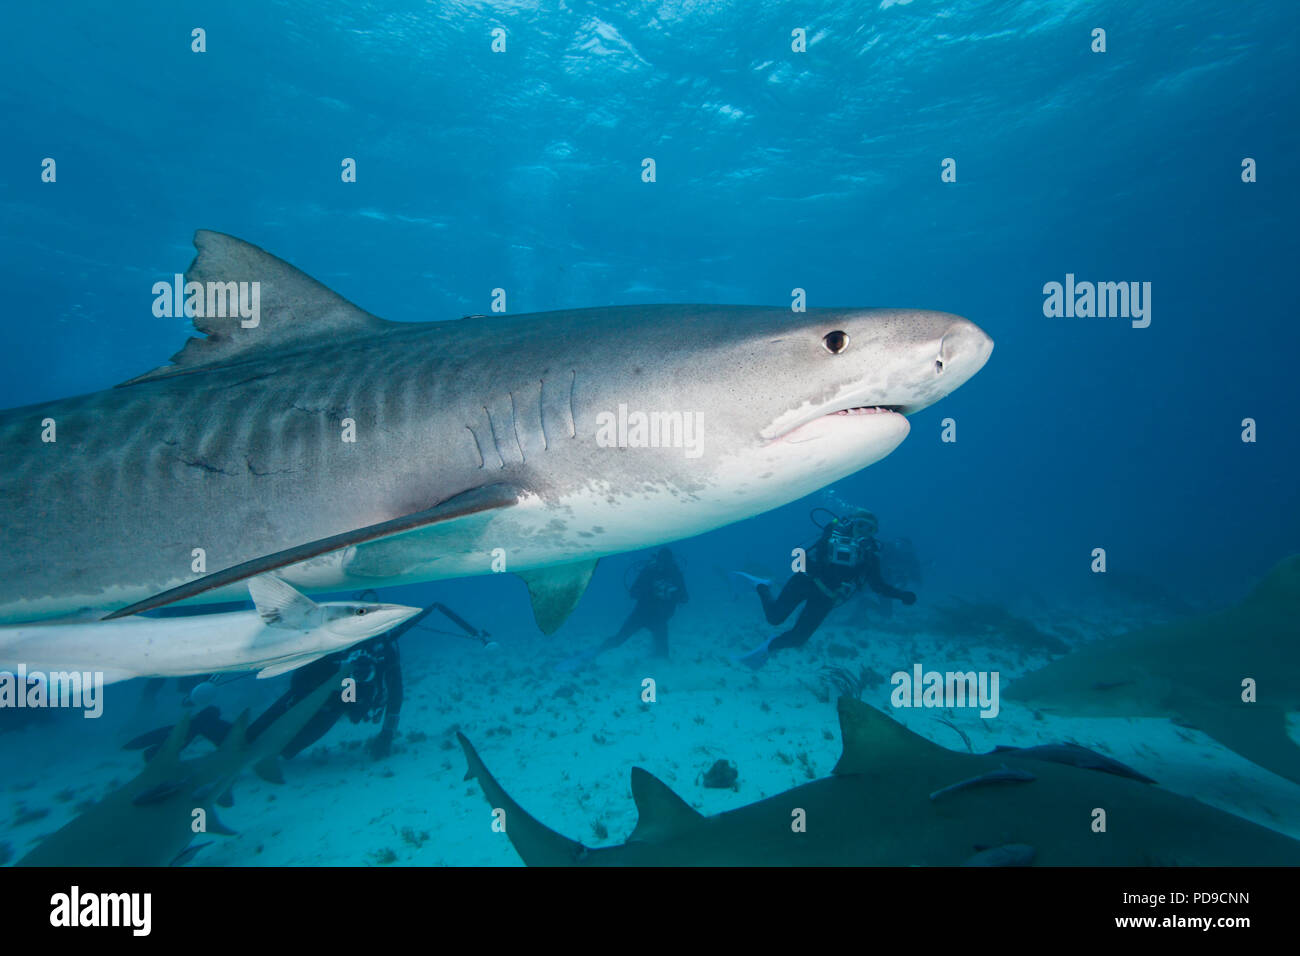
935, 359, 945, 374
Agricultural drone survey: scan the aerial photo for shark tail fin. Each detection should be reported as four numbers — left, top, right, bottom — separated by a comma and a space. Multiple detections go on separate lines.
628, 767, 704, 843
833, 696, 947, 776
458, 733, 589, 866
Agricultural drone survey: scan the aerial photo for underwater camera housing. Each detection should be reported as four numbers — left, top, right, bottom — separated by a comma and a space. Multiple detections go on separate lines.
825, 516, 879, 567
827, 528, 866, 567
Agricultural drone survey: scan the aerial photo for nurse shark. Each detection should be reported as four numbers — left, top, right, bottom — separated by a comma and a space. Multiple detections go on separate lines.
1, 231, 992, 629
1007, 554, 1300, 787
459, 697, 1300, 866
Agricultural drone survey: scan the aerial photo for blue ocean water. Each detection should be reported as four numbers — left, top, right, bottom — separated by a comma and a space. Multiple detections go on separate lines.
1, 1, 1297, 869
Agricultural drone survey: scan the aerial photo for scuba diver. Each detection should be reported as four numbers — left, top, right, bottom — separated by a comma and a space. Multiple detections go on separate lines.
558, 548, 688, 670
127, 595, 493, 763
735, 508, 915, 670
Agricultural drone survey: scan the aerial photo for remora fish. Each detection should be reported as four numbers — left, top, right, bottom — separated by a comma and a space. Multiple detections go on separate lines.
16, 665, 346, 866
0, 575, 418, 683
459, 697, 1300, 865
1, 231, 992, 629
1006, 554, 1300, 786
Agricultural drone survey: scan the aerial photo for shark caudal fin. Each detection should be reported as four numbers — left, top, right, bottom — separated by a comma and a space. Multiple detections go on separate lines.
457, 733, 589, 866
627, 768, 704, 843
832, 696, 948, 775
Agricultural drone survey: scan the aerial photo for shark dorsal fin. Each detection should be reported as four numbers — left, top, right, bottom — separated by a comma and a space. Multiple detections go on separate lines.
149, 709, 196, 766
217, 710, 251, 756
1244, 553, 1300, 608
833, 696, 946, 775
247, 574, 319, 628
515, 559, 600, 635
627, 767, 704, 843
119, 230, 393, 386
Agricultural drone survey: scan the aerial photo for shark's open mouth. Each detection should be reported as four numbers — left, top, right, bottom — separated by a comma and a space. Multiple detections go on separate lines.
767, 402, 909, 444
830, 405, 904, 417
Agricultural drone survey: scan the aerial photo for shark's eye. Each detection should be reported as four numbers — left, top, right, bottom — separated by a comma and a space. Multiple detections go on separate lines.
822, 330, 850, 354
355, 608, 367, 616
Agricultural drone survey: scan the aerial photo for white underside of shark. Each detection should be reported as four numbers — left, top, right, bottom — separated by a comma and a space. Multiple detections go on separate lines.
0, 577, 419, 684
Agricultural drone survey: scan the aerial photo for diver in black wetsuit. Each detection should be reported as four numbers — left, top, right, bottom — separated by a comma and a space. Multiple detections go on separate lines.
737, 510, 915, 669
603, 548, 688, 657
559, 548, 688, 669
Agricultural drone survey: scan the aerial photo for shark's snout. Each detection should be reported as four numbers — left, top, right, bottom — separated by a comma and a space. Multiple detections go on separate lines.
937, 319, 994, 391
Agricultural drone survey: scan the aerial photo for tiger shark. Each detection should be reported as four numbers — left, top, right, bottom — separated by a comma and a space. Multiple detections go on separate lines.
1, 231, 992, 630
459, 697, 1300, 866
1006, 554, 1300, 786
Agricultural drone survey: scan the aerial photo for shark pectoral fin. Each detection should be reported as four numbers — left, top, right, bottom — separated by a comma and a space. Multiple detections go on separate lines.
515, 559, 600, 635
118, 230, 396, 387
627, 767, 704, 843
253, 758, 285, 785
206, 812, 237, 837
256, 653, 329, 679
103, 483, 523, 619
170, 841, 212, 867
1180, 704, 1300, 786
963, 844, 1036, 867
832, 696, 947, 776
458, 732, 589, 866
248, 574, 319, 628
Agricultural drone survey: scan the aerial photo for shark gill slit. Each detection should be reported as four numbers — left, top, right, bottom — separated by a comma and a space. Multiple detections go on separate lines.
483, 406, 505, 469
538, 378, 550, 450
508, 390, 526, 463
567, 370, 576, 439
465, 425, 485, 469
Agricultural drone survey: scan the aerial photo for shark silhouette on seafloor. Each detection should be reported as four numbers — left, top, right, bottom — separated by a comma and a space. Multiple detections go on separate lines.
460, 696, 1300, 866
1007, 554, 1300, 787
16, 665, 347, 866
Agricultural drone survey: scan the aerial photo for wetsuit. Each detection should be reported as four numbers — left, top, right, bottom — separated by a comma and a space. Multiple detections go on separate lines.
600, 555, 688, 657
759, 532, 913, 651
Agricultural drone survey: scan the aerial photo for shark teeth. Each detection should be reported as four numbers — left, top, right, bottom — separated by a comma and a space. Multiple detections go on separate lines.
832, 406, 894, 416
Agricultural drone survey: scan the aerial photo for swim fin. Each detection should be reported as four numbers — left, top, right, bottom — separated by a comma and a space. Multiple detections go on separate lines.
733, 635, 777, 670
